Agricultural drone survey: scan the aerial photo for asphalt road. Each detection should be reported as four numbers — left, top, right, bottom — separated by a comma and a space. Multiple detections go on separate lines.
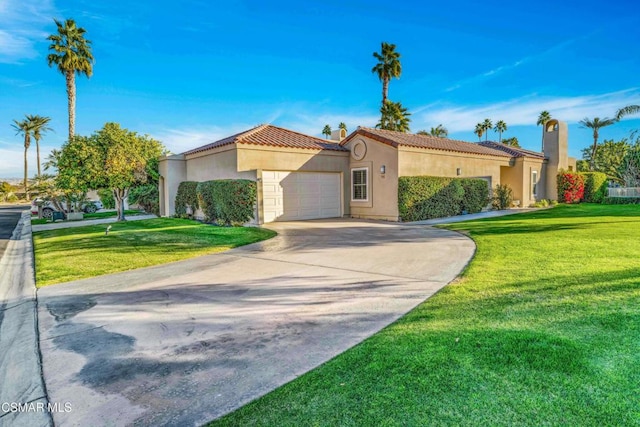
0, 205, 27, 258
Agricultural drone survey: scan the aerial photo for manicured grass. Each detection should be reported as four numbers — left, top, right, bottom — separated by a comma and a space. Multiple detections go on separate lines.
210, 204, 640, 426
33, 218, 276, 287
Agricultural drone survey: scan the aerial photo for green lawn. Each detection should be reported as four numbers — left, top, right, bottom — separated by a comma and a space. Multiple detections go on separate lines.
31, 209, 144, 224
33, 218, 276, 287
210, 204, 640, 426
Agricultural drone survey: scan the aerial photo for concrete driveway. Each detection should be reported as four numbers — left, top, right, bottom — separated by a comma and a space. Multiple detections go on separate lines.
37, 219, 475, 426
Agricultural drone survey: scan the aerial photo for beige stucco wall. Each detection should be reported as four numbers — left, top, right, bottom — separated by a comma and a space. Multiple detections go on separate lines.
398, 146, 510, 185
501, 158, 545, 207
237, 144, 350, 222
158, 154, 186, 216
343, 136, 400, 221
185, 146, 256, 182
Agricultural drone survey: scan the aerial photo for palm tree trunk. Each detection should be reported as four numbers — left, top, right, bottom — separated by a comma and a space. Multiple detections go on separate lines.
23, 142, 29, 200
499, 132, 502, 143
66, 70, 76, 141
590, 137, 598, 171
36, 138, 41, 176
382, 78, 389, 105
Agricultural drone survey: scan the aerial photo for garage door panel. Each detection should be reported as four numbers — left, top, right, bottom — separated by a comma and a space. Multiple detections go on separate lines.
262, 172, 341, 222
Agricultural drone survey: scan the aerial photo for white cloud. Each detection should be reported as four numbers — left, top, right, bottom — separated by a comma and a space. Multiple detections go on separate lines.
0, 0, 57, 63
149, 124, 254, 155
445, 37, 581, 93
415, 88, 640, 133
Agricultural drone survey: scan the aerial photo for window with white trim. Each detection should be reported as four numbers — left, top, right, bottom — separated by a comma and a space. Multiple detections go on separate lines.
532, 170, 538, 198
352, 168, 368, 201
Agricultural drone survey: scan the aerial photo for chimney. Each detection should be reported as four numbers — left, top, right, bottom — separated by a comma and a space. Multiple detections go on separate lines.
330, 128, 346, 142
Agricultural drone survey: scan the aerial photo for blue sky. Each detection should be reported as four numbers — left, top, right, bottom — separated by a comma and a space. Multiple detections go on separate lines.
1, 0, 639, 178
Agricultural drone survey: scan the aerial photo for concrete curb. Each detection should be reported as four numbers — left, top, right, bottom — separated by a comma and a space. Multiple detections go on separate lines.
0, 211, 51, 427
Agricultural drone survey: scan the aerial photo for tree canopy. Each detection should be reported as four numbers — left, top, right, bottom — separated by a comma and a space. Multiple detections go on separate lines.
376, 100, 411, 132
56, 122, 163, 220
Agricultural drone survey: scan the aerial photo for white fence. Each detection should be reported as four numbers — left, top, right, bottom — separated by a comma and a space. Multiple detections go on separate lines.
608, 187, 640, 198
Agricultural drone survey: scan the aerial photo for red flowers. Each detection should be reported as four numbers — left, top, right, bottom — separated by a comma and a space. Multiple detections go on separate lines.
557, 172, 584, 203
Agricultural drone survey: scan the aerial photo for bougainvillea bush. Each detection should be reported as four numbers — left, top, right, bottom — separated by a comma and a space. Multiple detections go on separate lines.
557, 171, 584, 203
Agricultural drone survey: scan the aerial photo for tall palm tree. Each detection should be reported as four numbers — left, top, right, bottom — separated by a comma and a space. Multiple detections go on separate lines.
12, 117, 36, 199
482, 118, 493, 141
429, 124, 448, 138
474, 123, 484, 141
322, 124, 332, 139
579, 117, 617, 170
47, 18, 93, 142
27, 115, 52, 176
494, 120, 507, 143
616, 105, 640, 121
537, 110, 552, 150
371, 42, 402, 106
376, 100, 411, 132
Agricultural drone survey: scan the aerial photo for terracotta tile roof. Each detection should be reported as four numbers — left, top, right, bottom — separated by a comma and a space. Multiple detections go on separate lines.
479, 141, 546, 159
343, 127, 512, 158
183, 124, 348, 155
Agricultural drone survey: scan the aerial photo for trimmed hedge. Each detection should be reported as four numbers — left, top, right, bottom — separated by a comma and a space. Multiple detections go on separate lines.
459, 179, 491, 214
398, 176, 489, 222
604, 196, 640, 204
557, 172, 584, 203
175, 181, 199, 216
196, 179, 257, 225
581, 172, 608, 203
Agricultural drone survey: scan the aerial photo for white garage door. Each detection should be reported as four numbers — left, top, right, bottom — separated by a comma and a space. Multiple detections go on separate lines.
262, 171, 341, 222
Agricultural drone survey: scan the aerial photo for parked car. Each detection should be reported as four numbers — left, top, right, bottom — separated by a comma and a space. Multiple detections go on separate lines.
31, 199, 103, 219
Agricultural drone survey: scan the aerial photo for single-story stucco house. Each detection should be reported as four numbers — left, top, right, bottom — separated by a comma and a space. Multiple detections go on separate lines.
159, 119, 575, 223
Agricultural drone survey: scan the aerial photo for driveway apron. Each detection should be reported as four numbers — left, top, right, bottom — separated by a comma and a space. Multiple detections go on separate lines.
37, 219, 475, 426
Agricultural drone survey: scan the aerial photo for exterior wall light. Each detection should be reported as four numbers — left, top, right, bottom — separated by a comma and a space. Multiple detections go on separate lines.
380, 165, 386, 174
456, 167, 462, 176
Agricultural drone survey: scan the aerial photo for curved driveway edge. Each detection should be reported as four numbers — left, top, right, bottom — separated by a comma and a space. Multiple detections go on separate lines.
0, 211, 51, 427
37, 219, 475, 426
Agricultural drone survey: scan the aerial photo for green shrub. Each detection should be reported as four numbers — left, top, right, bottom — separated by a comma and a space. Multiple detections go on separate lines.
175, 181, 199, 216
557, 171, 584, 203
604, 196, 640, 204
492, 184, 513, 210
530, 199, 551, 208
580, 172, 608, 203
196, 180, 257, 225
97, 188, 115, 209
129, 184, 159, 216
459, 179, 491, 214
398, 176, 488, 221
195, 181, 217, 221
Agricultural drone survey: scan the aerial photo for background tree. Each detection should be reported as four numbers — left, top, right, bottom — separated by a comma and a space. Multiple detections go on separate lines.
493, 120, 507, 143
474, 123, 484, 141
322, 124, 332, 139
502, 136, 520, 147
620, 137, 640, 187
376, 100, 411, 132
580, 138, 630, 183
28, 115, 52, 176
371, 42, 401, 105
616, 105, 640, 121
429, 124, 448, 138
537, 110, 552, 150
12, 117, 35, 200
56, 123, 163, 221
338, 122, 347, 132
482, 118, 492, 141
129, 157, 161, 215
579, 117, 616, 170
47, 18, 94, 141
416, 130, 429, 136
